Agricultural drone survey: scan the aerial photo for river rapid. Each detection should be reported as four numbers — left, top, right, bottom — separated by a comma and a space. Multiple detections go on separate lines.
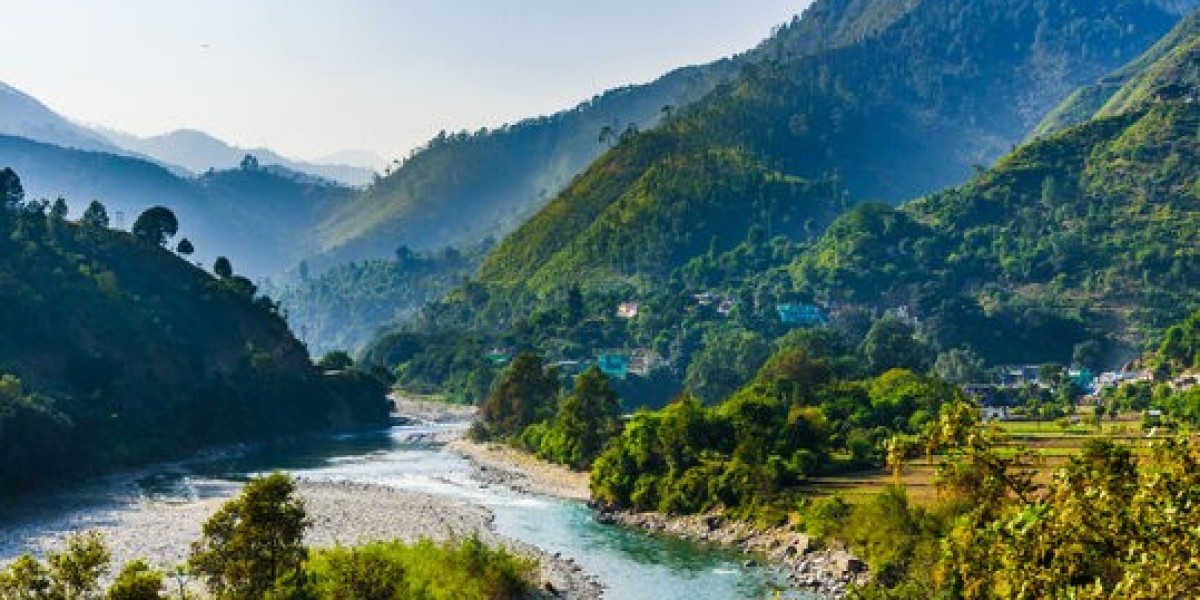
0, 423, 814, 599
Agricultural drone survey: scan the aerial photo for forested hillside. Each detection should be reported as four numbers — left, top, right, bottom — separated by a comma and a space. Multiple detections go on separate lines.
0, 170, 388, 494
793, 14, 1200, 362
0, 136, 353, 277
362, 2, 1200, 412
308, 0, 953, 269
1035, 7, 1200, 135
267, 242, 489, 355
477, 0, 1190, 293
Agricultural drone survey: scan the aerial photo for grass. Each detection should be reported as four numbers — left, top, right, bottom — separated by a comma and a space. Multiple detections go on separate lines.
802, 412, 1164, 508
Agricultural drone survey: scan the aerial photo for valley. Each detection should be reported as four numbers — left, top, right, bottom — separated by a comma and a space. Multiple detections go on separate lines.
3, 0, 1200, 598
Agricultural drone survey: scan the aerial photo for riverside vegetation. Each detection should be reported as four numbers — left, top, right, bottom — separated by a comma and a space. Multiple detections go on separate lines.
0, 473, 539, 600
363, 5, 1200, 597
0, 169, 389, 495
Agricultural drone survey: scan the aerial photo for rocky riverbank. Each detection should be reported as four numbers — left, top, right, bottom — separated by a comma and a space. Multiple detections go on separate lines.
1, 478, 601, 598
597, 509, 868, 598
448, 439, 591, 502
390, 393, 477, 424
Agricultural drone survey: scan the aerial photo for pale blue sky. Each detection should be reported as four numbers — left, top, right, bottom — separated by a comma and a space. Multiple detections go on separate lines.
1, 1, 809, 162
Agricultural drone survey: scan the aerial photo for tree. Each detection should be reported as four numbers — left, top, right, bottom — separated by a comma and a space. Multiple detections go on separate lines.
318, 350, 354, 371
131, 206, 179, 246
1072, 340, 1103, 372
189, 472, 309, 599
105, 560, 165, 600
48, 530, 111, 599
0, 554, 52, 598
546, 367, 622, 468
240, 154, 260, 171
213, 256, 234, 279
862, 317, 930, 374
49, 198, 69, 222
176, 238, 195, 256
934, 347, 985, 384
565, 285, 584, 326
0, 167, 23, 210
81, 201, 110, 229
476, 353, 559, 439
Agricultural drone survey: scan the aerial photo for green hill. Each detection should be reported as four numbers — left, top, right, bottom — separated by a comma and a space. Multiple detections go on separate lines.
478, 0, 1189, 294
0, 170, 388, 494
308, 0, 943, 269
0, 135, 354, 278
1034, 8, 1200, 136
792, 13, 1200, 362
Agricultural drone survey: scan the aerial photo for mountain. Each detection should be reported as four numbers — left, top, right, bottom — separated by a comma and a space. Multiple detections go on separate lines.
265, 243, 489, 356
0, 82, 127, 155
100, 127, 377, 186
305, 0, 933, 269
0, 172, 388, 493
477, 0, 1193, 294
1033, 7, 1200, 136
791, 10, 1200, 362
0, 134, 354, 278
316, 149, 387, 172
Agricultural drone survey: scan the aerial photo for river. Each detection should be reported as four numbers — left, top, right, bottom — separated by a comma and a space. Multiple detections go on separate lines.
1, 422, 812, 599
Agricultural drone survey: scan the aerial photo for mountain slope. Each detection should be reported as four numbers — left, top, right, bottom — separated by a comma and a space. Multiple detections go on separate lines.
0, 135, 353, 277
792, 12, 1200, 361
0, 82, 123, 154
101, 127, 378, 186
478, 0, 1190, 293
307, 0, 937, 269
0, 174, 387, 493
1034, 8, 1200, 135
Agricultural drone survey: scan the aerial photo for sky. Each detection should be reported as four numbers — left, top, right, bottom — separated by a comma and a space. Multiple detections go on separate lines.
0, 1, 809, 164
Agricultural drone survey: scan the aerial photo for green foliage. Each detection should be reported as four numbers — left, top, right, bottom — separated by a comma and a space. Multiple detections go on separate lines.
591, 343, 959, 516
317, 350, 354, 372
532, 367, 622, 469
80, 200, 109, 229
189, 472, 310, 599
305, 536, 537, 600
270, 243, 486, 356
104, 561, 165, 600
0, 483, 538, 600
861, 317, 930, 375
314, 53, 744, 266
0, 531, 111, 600
479, 0, 1180, 295
130, 205, 178, 246
684, 327, 771, 404
0, 172, 389, 496
795, 99, 1200, 360
213, 256, 234, 278
475, 354, 560, 440
1155, 309, 1200, 374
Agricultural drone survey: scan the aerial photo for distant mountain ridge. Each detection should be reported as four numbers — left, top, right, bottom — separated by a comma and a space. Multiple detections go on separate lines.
0, 82, 124, 155
0, 134, 353, 278
99, 127, 379, 187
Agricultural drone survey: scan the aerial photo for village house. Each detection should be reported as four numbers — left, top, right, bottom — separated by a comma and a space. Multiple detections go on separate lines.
616, 301, 640, 319
777, 303, 826, 326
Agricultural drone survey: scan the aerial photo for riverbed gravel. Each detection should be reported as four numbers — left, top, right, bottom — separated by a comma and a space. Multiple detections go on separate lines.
0, 476, 601, 598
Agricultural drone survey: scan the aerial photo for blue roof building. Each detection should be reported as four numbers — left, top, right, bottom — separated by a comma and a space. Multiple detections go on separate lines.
777, 303, 827, 326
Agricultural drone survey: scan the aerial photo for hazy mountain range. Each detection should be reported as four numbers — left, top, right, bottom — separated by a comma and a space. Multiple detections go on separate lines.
0, 81, 379, 186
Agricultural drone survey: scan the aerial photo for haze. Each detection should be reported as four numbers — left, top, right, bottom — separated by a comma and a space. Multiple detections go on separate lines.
0, 0, 808, 163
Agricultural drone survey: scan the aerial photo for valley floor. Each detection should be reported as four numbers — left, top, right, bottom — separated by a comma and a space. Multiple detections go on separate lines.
0, 461, 601, 598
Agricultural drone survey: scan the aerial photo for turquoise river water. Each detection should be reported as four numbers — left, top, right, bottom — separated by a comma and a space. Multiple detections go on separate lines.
2, 423, 814, 599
